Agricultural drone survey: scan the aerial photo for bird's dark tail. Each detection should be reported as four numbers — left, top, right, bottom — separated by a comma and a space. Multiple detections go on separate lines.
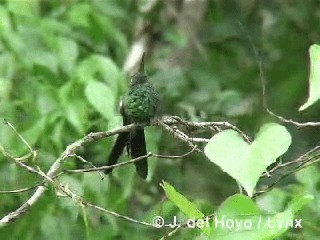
130, 129, 148, 179
105, 132, 129, 174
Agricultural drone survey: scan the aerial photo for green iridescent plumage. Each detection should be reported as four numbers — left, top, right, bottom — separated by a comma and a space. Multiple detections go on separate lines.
123, 76, 159, 123
105, 54, 159, 179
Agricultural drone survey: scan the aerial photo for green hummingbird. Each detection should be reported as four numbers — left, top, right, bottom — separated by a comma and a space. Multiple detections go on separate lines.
105, 54, 159, 179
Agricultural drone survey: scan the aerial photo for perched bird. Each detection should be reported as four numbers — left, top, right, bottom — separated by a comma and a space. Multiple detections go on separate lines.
105, 54, 159, 179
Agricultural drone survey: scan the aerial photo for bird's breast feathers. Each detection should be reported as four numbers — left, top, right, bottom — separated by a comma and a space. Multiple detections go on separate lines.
124, 82, 159, 122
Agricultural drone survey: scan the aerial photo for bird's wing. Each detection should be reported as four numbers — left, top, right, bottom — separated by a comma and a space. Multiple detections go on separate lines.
105, 96, 130, 174
120, 96, 131, 156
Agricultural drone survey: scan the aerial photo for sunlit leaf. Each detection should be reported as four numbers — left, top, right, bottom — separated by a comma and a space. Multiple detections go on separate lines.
299, 44, 320, 111
204, 123, 291, 197
210, 194, 313, 239
161, 181, 210, 235
84, 80, 115, 120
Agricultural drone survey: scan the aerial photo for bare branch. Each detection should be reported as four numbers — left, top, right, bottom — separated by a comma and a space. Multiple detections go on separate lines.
3, 114, 318, 226
84, 202, 154, 227
71, 154, 105, 179
0, 123, 146, 223
0, 143, 156, 227
157, 120, 203, 152
255, 146, 320, 197
68, 146, 197, 174
265, 109, 320, 127
154, 145, 197, 159
262, 146, 320, 177
245, 29, 320, 128
162, 116, 252, 143
3, 119, 33, 152
0, 182, 43, 194
0, 118, 199, 223
67, 153, 152, 173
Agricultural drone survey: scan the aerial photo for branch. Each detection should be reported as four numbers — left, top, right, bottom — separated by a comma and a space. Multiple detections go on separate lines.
0, 116, 244, 223
2, 114, 320, 228
255, 145, 320, 197
262, 146, 320, 177
1, 146, 156, 227
3, 119, 33, 152
0, 123, 145, 223
0, 117, 204, 223
67, 153, 152, 173
157, 120, 204, 152
8, 113, 317, 226
161, 116, 252, 143
0, 182, 43, 194
67, 146, 197, 174
245, 29, 320, 128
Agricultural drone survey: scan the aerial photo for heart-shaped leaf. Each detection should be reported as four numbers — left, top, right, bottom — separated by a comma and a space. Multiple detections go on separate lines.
204, 123, 291, 196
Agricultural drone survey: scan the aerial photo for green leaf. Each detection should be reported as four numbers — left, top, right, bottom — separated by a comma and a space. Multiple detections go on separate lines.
77, 55, 121, 92
22, 117, 46, 146
256, 189, 287, 213
204, 123, 291, 197
161, 181, 210, 235
161, 181, 204, 219
50, 118, 65, 152
210, 194, 313, 240
287, 194, 314, 213
56, 37, 78, 76
7, 0, 39, 18
0, 6, 11, 30
36, 85, 59, 116
295, 165, 320, 189
0, 77, 11, 100
65, 99, 87, 134
67, 3, 91, 28
31, 51, 59, 76
84, 80, 115, 120
299, 44, 320, 111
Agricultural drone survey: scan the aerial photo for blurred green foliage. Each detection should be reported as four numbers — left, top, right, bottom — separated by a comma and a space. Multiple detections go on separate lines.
0, 0, 320, 239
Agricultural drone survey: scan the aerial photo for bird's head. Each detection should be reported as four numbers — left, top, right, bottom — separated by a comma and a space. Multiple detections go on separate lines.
130, 72, 148, 86
130, 53, 147, 86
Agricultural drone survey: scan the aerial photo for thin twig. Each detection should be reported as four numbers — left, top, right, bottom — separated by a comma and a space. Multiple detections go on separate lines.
0, 182, 43, 194
71, 154, 105, 179
84, 202, 154, 227
68, 146, 197, 174
4, 119, 33, 152
255, 146, 320, 197
157, 120, 203, 152
245, 28, 320, 128
67, 153, 152, 173
154, 145, 197, 158
159, 226, 182, 240
0, 118, 203, 223
166, 116, 252, 143
0, 123, 146, 224
1, 145, 157, 227
262, 146, 320, 177
19, 158, 157, 227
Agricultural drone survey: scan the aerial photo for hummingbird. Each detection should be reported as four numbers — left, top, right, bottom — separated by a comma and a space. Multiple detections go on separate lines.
105, 54, 159, 179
